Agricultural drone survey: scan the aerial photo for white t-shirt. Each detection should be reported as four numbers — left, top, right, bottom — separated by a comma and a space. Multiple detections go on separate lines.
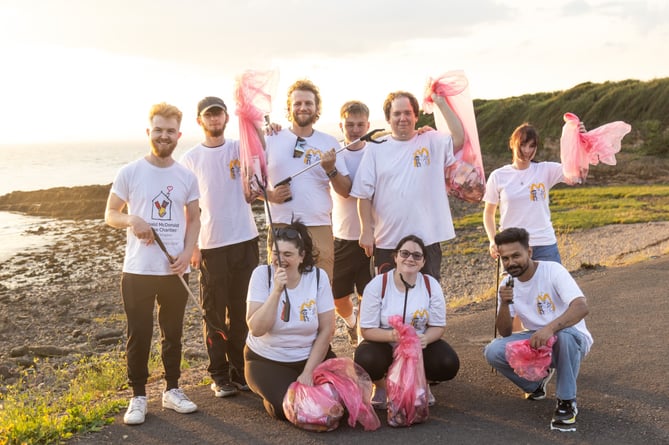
359, 270, 446, 335
483, 162, 564, 246
265, 129, 349, 226
180, 141, 258, 249
502, 261, 593, 353
246, 265, 335, 362
110, 158, 200, 275
331, 144, 366, 240
350, 132, 456, 248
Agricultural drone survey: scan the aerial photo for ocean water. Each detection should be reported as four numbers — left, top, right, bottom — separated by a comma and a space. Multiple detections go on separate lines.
0, 138, 199, 262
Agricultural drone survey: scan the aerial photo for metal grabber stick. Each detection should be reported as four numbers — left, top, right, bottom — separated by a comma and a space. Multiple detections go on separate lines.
151, 227, 228, 339
253, 174, 293, 322
273, 128, 391, 188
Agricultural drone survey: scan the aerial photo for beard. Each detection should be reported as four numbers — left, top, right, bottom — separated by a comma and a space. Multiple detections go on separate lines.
204, 122, 225, 138
292, 111, 317, 127
150, 139, 177, 159
506, 262, 530, 277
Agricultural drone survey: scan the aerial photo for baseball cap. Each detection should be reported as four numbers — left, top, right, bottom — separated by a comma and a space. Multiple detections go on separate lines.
197, 96, 227, 115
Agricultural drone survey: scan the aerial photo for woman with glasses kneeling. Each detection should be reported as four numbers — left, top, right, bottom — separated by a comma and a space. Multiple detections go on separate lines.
354, 234, 460, 409
244, 220, 336, 420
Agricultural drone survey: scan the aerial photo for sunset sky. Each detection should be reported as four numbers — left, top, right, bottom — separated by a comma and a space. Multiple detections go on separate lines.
0, 0, 667, 144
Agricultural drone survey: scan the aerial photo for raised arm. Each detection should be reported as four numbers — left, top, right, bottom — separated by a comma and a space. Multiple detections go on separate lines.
432, 94, 465, 151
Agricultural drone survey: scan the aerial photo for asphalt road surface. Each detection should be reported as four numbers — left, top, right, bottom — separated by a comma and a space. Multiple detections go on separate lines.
72, 255, 669, 445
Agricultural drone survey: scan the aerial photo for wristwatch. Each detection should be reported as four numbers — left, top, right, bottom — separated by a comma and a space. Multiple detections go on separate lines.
326, 168, 338, 179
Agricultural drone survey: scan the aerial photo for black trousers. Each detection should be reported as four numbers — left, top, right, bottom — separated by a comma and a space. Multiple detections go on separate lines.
354, 339, 460, 382
121, 273, 188, 395
200, 238, 259, 384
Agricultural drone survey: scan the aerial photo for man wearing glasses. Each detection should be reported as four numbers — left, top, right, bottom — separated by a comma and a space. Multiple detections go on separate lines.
351, 92, 464, 280
265, 79, 351, 283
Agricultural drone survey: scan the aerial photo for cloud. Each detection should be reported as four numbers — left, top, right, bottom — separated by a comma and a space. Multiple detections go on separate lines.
3, 0, 510, 68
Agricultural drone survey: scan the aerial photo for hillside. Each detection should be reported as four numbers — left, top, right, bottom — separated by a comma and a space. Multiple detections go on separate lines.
419, 77, 669, 174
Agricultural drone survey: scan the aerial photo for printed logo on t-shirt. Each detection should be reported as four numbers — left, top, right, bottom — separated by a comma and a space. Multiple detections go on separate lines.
152, 186, 173, 220
410, 308, 429, 332
529, 183, 547, 202
229, 159, 241, 180
412, 147, 431, 167
303, 148, 322, 166
536, 293, 556, 315
299, 299, 317, 322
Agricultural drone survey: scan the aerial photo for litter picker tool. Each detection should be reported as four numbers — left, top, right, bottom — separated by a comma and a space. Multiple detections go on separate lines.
273, 128, 390, 188
151, 227, 228, 340
254, 174, 292, 322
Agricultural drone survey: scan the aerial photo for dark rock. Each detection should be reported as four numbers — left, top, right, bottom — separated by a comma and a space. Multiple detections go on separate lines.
94, 329, 124, 340
10, 345, 28, 357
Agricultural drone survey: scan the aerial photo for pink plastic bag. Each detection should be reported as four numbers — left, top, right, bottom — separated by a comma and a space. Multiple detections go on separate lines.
505, 335, 557, 381
234, 69, 279, 196
423, 70, 485, 203
386, 315, 429, 427
560, 112, 631, 183
313, 357, 381, 431
282, 381, 344, 432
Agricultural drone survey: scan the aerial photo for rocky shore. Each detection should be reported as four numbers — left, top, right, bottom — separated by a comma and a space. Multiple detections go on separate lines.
1, 185, 668, 389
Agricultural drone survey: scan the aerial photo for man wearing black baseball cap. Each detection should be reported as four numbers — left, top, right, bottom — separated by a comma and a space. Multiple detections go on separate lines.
180, 96, 260, 399
197, 96, 227, 116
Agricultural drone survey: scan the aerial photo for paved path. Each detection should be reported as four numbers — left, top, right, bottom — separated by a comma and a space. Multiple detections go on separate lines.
73, 255, 669, 445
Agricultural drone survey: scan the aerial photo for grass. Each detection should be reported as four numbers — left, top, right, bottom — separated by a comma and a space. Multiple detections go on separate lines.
0, 353, 127, 444
453, 184, 669, 232
2, 184, 668, 443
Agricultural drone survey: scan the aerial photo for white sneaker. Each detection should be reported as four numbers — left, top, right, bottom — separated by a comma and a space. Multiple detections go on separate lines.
123, 396, 147, 425
162, 388, 197, 414
428, 386, 436, 406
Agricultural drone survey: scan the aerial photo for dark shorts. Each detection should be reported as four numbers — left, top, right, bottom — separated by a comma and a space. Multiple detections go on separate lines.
373, 242, 442, 280
332, 238, 372, 299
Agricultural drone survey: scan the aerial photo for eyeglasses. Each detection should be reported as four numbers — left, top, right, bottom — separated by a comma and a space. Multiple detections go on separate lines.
274, 227, 302, 241
398, 249, 424, 261
293, 137, 306, 158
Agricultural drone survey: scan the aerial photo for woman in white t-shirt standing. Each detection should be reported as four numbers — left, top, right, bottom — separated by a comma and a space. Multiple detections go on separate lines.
483, 122, 583, 263
244, 220, 335, 420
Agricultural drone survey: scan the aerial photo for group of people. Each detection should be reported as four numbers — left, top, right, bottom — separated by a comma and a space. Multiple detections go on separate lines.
105, 78, 592, 432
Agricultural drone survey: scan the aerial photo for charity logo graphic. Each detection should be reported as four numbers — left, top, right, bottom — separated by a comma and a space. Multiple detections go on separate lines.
229, 159, 240, 179
303, 148, 322, 166
152, 186, 173, 220
413, 147, 431, 167
299, 299, 317, 322
529, 183, 547, 202
536, 293, 556, 315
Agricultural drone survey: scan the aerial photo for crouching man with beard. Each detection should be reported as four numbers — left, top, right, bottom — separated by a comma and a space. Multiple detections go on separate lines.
484, 227, 592, 431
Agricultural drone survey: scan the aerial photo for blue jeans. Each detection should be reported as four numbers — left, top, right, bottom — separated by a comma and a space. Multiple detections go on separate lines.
484, 327, 586, 400
531, 243, 562, 264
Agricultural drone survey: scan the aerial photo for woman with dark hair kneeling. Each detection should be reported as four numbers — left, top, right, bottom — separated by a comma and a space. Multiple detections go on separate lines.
354, 234, 459, 408
244, 220, 336, 420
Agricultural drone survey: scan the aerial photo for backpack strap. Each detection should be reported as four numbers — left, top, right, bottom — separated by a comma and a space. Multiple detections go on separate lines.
381, 271, 388, 299
267, 264, 271, 289
423, 274, 431, 298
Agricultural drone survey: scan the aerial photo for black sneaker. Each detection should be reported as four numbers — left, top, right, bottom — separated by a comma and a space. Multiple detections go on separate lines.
211, 382, 238, 398
231, 375, 250, 391
552, 399, 578, 425
525, 368, 555, 400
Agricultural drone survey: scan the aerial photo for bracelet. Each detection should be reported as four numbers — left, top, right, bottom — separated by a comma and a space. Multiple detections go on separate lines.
326, 168, 338, 179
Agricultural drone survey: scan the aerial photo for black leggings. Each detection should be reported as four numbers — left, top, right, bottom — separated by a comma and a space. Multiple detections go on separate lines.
244, 345, 336, 420
354, 339, 460, 382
